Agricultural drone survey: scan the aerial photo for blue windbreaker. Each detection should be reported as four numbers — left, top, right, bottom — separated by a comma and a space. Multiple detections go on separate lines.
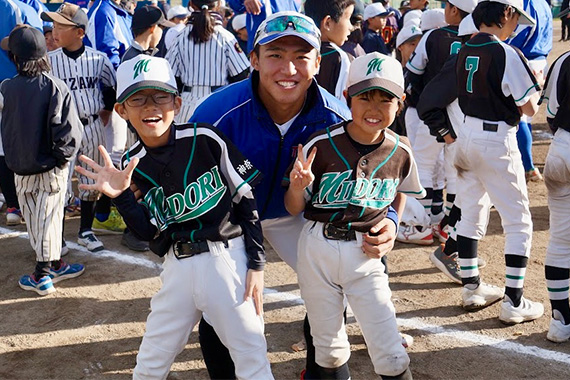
87, 0, 132, 69
190, 72, 351, 220
509, 0, 553, 60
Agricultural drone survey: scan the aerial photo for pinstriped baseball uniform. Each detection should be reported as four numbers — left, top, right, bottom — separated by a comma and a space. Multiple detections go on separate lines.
48, 45, 116, 202
165, 23, 250, 123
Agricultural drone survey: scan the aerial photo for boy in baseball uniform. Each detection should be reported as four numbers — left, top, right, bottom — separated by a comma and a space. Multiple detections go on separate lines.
284, 52, 424, 380
42, 3, 117, 252
453, 0, 542, 323
0, 25, 84, 295
541, 50, 570, 342
76, 55, 273, 380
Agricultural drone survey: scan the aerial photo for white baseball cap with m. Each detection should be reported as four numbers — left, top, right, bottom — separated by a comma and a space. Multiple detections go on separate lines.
346, 53, 405, 99
116, 56, 178, 104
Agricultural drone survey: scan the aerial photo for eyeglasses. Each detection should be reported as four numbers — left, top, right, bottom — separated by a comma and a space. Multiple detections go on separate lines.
125, 92, 174, 107
263, 15, 319, 37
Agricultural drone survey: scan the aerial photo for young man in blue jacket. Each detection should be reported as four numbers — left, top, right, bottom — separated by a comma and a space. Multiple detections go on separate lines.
190, 11, 401, 379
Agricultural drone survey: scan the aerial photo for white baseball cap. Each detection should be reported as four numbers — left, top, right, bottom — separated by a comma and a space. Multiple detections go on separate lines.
458, 14, 478, 36
396, 24, 422, 48
116, 55, 178, 104
478, 0, 535, 25
363, 3, 394, 21
253, 11, 321, 50
232, 13, 247, 31
420, 8, 446, 31
448, 0, 478, 13
167, 5, 189, 20
347, 53, 405, 99
402, 9, 422, 27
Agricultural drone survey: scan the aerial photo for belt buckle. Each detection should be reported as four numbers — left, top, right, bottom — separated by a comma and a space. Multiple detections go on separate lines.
173, 241, 198, 259
483, 122, 498, 132
323, 223, 352, 241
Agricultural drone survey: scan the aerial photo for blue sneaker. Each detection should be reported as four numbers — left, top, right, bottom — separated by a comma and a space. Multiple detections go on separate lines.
47, 262, 85, 283
19, 275, 56, 296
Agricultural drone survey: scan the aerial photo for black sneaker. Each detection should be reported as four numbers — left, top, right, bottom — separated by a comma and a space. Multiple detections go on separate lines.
121, 230, 149, 252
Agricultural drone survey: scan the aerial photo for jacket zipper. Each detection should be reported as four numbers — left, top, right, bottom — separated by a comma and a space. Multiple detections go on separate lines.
260, 134, 284, 218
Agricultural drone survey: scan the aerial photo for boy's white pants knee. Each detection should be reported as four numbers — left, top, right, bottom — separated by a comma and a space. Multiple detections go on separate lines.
133, 237, 273, 380
454, 116, 532, 256
544, 128, 570, 268
15, 164, 69, 262
297, 221, 409, 376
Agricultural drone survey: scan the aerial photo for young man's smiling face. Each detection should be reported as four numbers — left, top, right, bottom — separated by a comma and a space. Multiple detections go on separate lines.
115, 89, 182, 148
251, 36, 321, 116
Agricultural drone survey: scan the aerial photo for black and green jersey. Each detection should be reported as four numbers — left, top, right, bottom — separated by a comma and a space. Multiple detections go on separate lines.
114, 122, 265, 270
456, 33, 540, 126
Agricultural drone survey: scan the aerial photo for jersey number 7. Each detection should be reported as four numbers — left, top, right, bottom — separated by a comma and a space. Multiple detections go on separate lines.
465, 56, 480, 94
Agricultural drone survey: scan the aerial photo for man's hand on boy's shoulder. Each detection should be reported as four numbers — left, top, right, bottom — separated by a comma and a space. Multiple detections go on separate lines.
362, 218, 397, 259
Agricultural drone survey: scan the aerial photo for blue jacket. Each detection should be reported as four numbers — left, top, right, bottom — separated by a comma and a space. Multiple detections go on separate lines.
509, 0, 552, 60
87, 0, 132, 69
1, 0, 42, 81
190, 72, 351, 220
226, 0, 298, 53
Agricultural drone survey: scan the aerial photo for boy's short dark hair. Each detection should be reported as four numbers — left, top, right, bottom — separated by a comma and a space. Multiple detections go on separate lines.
304, 0, 356, 26
472, 1, 509, 29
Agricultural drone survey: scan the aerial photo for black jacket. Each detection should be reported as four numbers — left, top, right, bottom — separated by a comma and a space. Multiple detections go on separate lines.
1, 73, 82, 175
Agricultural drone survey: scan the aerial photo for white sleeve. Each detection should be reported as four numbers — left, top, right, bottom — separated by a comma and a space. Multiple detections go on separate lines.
223, 30, 250, 77
405, 30, 432, 75
501, 45, 540, 107
398, 147, 426, 199
334, 48, 350, 104
541, 52, 570, 119
101, 55, 117, 88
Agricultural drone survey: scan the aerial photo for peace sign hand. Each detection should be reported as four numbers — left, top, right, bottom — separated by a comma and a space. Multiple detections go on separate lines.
75, 145, 139, 199
289, 144, 317, 191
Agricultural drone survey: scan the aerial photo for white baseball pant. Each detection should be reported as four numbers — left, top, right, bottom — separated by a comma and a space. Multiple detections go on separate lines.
297, 221, 410, 376
133, 236, 273, 380
544, 128, 570, 268
404, 107, 422, 147
454, 116, 532, 257
76, 117, 106, 201
105, 110, 128, 166
14, 164, 69, 262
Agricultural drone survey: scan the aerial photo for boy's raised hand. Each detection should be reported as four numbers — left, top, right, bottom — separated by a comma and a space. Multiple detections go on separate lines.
76, 145, 139, 199
289, 144, 317, 191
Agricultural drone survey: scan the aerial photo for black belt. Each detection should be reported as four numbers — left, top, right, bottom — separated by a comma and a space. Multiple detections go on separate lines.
80, 114, 99, 125
182, 85, 221, 93
483, 122, 498, 132
172, 240, 209, 259
323, 223, 356, 241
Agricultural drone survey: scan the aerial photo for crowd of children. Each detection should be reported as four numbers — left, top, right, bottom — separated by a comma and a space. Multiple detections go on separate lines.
1, 0, 569, 378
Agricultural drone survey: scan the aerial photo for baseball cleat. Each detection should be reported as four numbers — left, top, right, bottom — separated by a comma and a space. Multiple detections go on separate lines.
92, 208, 126, 235
462, 283, 504, 311
6, 207, 23, 226
396, 224, 434, 245
499, 296, 544, 325
19, 274, 56, 296
547, 318, 570, 343
78, 231, 104, 252
430, 245, 462, 284
47, 261, 85, 283
61, 240, 69, 257
526, 168, 543, 182
432, 223, 449, 243
121, 230, 149, 252
400, 333, 413, 348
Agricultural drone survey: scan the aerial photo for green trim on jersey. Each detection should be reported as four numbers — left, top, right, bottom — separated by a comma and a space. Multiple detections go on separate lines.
514, 84, 540, 103
542, 96, 557, 117
232, 169, 261, 198
184, 123, 198, 188
465, 40, 500, 47
440, 27, 459, 34
327, 127, 351, 170
407, 60, 425, 73
127, 149, 160, 188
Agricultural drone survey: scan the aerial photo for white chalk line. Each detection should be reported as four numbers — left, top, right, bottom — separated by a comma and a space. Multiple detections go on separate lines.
2, 226, 570, 366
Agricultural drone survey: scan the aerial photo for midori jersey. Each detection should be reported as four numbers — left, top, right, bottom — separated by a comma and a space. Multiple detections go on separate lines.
285, 123, 425, 232
115, 122, 265, 269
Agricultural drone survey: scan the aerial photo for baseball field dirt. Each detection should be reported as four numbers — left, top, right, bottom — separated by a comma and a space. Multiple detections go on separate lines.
1, 25, 570, 380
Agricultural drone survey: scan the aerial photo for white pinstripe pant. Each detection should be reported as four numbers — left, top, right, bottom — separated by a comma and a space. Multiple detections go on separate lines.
15, 164, 69, 262
75, 117, 106, 201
